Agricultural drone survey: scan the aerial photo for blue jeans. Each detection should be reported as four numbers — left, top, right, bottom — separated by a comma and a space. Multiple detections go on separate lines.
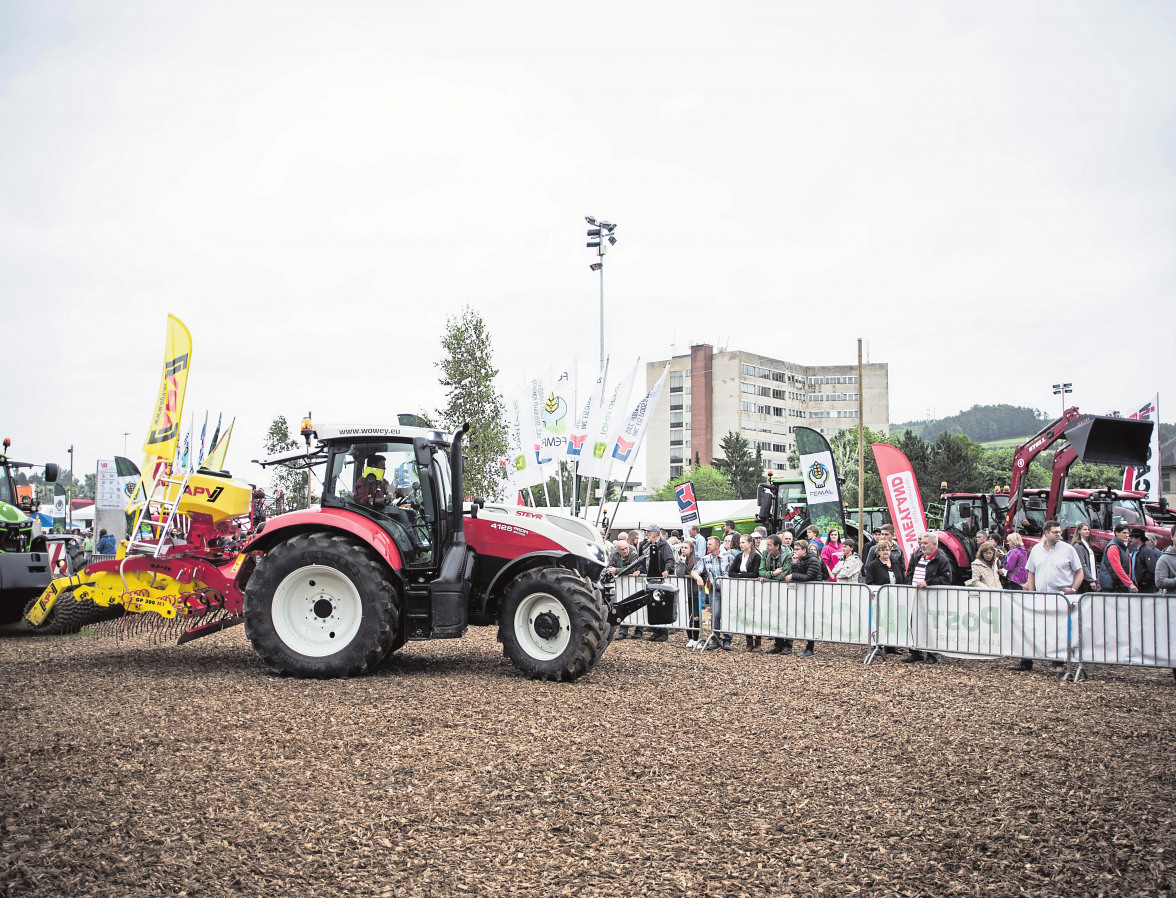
711, 588, 731, 644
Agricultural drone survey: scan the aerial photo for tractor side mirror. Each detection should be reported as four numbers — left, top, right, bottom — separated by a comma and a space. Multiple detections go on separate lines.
469, 496, 485, 519
757, 484, 775, 522
44, 463, 59, 483
412, 438, 434, 469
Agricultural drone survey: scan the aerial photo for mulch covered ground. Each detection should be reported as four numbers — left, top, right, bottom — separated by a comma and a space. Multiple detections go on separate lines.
2, 623, 1174, 897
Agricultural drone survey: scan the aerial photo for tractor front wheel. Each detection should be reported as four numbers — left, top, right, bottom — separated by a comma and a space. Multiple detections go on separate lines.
498, 567, 606, 682
243, 532, 398, 679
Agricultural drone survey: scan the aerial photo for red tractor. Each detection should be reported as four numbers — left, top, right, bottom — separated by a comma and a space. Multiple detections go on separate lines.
936, 408, 1154, 583
240, 420, 665, 681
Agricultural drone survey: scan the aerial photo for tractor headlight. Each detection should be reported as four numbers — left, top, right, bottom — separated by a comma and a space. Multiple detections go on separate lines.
587, 543, 604, 562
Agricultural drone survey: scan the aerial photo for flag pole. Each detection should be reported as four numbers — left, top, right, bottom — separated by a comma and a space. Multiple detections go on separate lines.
607, 466, 634, 533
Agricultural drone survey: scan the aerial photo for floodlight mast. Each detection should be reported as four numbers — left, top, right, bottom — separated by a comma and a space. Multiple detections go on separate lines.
585, 217, 617, 371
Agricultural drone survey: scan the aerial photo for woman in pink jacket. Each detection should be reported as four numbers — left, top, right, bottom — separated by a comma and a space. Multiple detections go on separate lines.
820, 528, 844, 581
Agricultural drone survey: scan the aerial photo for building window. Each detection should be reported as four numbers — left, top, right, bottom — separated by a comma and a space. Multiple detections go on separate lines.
741, 363, 755, 376
669, 370, 683, 393
670, 411, 683, 427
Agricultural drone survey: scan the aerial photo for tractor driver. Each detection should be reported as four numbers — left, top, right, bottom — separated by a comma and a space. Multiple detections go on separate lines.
353, 455, 390, 509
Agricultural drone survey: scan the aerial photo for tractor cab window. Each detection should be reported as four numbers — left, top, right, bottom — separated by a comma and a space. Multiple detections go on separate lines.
1058, 499, 1091, 530
1112, 499, 1145, 527
944, 501, 981, 538
0, 472, 13, 506
323, 441, 435, 566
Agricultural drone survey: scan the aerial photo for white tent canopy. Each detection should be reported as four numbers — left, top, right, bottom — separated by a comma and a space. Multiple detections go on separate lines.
542, 499, 759, 536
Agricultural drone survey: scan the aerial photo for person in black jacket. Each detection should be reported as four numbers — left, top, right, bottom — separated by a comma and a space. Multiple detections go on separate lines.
781, 538, 822, 657
862, 537, 904, 586
902, 532, 953, 664
863, 536, 905, 655
639, 525, 677, 642
728, 533, 762, 650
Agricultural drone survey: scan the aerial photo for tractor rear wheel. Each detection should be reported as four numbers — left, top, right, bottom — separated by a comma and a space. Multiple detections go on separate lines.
243, 532, 398, 679
498, 567, 606, 682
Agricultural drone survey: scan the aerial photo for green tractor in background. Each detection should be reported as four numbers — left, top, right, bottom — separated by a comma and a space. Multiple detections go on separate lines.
0, 438, 60, 623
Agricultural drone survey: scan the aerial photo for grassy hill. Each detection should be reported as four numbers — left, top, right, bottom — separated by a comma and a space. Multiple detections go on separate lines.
895, 405, 1174, 446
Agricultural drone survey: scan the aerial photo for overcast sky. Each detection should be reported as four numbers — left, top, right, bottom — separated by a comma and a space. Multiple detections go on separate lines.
2, 1, 1174, 491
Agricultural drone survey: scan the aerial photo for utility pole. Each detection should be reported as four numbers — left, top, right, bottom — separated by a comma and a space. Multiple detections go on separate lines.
857, 340, 866, 544
67, 444, 74, 529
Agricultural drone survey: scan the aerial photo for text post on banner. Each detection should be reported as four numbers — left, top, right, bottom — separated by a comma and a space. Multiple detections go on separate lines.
1122, 394, 1161, 502
872, 442, 929, 562
676, 481, 700, 527
795, 427, 847, 538
579, 358, 639, 487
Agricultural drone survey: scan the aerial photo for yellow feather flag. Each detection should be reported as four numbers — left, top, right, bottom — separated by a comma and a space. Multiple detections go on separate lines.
141, 314, 193, 478
202, 418, 235, 472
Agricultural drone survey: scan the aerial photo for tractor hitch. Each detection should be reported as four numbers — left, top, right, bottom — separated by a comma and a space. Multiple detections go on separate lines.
607, 578, 678, 627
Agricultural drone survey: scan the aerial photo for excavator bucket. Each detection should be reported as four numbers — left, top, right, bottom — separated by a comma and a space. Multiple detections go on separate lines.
1065, 415, 1153, 467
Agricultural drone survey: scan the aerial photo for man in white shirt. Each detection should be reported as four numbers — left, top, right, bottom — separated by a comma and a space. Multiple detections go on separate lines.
1020, 518, 1083, 671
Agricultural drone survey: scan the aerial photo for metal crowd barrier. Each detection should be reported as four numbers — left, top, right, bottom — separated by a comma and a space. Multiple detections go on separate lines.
711, 578, 874, 649
612, 574, 696, 633
871, 585, 1073, 669
1074, 592, 1176, 680
612, 573, 1175, 684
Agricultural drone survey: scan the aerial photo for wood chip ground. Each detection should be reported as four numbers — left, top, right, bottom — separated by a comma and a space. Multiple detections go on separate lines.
2, 625, 1174, 896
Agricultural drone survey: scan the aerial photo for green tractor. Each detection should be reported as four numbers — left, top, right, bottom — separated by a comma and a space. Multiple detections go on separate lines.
0, 438, 60, 623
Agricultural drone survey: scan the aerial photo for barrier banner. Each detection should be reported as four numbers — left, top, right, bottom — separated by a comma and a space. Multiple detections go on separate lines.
1077, 593, 1176, 669
875, 585, 1070, 661
872, 443, 928, 562
718, 579, 872, 646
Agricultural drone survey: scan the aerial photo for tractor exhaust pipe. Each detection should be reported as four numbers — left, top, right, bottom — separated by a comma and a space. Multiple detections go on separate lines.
450, 422, 470, 537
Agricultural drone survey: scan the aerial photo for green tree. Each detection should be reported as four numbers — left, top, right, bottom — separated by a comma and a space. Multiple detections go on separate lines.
929, 432, 983, 493
1067, 462, 1127, 490
436, 306, 509, 501
650, 465, 736, 502
896, 429, 934, 500
712, 432, 760, 499
263, 415, 312, 510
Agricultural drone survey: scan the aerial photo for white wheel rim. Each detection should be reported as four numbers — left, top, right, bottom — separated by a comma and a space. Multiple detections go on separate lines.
271, 564, 363, 657
513, 591, 572, 661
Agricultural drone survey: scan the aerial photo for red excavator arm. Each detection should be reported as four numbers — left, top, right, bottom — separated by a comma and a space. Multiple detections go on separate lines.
1004, 409, 1153, 536
1046, 444, 1079, 521
1004, 408, 1085, 535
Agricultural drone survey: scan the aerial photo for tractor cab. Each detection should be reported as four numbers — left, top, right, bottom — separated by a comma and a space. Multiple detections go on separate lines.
317, 428, 454, 569
756, 476, 809, 532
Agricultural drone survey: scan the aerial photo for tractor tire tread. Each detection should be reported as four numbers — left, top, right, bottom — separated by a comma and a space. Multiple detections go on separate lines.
243, 531, 398, 679
498, 566, 606, 682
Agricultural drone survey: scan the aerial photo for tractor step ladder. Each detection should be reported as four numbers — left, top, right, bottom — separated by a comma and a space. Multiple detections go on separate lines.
127, 465, 194, 558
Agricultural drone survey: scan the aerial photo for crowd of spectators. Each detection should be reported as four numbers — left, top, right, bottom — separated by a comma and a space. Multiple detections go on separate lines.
602, 516, 1176, 670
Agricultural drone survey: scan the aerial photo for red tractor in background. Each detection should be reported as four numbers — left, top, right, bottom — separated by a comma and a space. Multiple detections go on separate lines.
936, 408, 1155, 584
